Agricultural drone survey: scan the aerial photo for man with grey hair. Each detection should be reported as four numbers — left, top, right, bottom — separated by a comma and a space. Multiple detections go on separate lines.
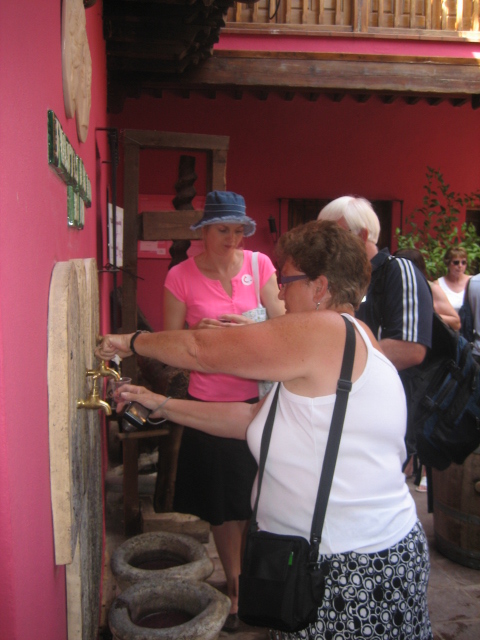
319, 196, 433, 372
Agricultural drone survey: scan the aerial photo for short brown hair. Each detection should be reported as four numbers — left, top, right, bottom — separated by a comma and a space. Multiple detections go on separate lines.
444, 246, 467, 265
276, 220, 371, 309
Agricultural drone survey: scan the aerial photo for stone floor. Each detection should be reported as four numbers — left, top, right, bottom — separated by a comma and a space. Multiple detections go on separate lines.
102, 469, 480, 640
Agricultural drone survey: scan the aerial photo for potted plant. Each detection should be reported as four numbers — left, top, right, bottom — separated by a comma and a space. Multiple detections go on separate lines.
396, 167, 480, 279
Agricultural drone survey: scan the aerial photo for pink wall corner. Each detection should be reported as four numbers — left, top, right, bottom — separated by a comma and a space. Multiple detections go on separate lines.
0, 2, 107, 639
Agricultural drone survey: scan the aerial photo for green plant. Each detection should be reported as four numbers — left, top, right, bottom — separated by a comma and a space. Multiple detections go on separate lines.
396, 167, 480, 279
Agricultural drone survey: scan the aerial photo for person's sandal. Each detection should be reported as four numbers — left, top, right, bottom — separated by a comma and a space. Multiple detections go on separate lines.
415, 476, 427, 492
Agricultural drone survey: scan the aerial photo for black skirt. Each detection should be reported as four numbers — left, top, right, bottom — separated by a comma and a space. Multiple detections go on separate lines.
173, 396, 258, 526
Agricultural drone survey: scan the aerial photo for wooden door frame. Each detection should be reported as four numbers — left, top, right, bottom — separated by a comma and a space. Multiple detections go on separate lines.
120, 130, 229, 534
121, 129, 229, 380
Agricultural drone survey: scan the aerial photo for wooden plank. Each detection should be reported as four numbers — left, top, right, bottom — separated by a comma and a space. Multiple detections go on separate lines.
394, 0, 402, 28
335, 0, 342, 25
117, 428, 169, 440
142, 211, 203, 240
286, 0, 292, 23
122, 139, 140, 383
269, 0, 278, 23
457, 0, 462, 30
236, 1, 242, 22
142, 50, 480, 98
473, 0, 480, 30
353, 0, 369, 31
167, 50, 480, 96
426, 0, 432, 29
378, 0, 385, 28
123, 129, 229, 150
302, 0, 309, 24
319, 0, 325, 25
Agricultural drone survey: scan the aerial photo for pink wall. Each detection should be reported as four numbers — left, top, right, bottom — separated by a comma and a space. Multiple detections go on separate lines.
217, 33, 480, 58
0, 2, 108, 639
109, 90, 480, 329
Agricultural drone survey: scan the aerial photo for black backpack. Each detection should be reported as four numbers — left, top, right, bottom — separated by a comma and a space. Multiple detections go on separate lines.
459, 278, 475, 343
403, 313, 480, 470
371, 257, 480, 470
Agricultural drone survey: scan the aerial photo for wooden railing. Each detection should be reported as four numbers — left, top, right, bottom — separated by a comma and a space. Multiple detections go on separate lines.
226, 0, 480, 35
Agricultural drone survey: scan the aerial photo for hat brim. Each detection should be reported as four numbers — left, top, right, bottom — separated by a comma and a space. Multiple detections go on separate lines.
190, 216, 256, 237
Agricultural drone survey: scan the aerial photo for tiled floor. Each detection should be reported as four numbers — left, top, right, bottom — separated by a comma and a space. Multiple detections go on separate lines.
102, 471, 480, 639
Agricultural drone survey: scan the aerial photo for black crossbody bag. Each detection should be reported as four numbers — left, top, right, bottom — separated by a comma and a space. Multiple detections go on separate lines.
238, 316, 355, 632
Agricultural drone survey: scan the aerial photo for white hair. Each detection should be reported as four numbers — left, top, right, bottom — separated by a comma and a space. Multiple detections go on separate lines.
318, 196, 380, 244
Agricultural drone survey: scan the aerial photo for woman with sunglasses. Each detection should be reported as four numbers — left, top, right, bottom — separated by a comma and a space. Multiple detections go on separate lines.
96, 221, 432, 640
435, 247, 471, 311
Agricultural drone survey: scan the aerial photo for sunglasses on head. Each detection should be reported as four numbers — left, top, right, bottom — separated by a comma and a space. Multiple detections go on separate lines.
452, 260, 467, 266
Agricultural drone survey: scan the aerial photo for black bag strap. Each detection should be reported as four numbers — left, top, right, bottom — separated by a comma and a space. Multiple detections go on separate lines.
250, 315, 356, 562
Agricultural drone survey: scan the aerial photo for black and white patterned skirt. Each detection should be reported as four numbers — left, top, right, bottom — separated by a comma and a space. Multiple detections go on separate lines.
270, 521, 432, 640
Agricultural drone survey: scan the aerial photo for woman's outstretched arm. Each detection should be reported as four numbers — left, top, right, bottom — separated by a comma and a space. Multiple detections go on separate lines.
117, 384, 263, 440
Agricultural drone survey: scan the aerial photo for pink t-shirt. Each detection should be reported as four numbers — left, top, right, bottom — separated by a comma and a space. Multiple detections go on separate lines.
164, 250, 276, 401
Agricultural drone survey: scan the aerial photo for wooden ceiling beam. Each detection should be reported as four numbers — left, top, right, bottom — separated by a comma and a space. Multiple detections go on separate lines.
162, 50, 480, 97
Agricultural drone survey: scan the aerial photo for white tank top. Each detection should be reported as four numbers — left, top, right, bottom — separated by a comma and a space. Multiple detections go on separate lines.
437, 276, 465, 311
246, 315, 417, 555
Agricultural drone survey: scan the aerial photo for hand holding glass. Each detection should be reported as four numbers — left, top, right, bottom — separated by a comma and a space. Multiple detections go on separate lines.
106, 377, 132, 409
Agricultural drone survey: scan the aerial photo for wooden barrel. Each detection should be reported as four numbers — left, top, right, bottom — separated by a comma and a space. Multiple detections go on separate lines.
432, 448, 480, 569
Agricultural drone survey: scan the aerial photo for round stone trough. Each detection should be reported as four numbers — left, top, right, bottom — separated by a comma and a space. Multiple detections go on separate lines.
111, 532, 214, 592
108, 579, 230, 640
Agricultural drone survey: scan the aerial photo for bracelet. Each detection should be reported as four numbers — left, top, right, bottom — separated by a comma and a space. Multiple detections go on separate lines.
157, 396, 172, 410
147, 396, 172, 426
130, 330, 149, 355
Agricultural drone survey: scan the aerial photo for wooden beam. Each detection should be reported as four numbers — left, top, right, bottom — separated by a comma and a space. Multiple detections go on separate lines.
159, 50, 480, 96
122, 139, 140, 381
142, 211, 203, 240
122, 129, 229, 151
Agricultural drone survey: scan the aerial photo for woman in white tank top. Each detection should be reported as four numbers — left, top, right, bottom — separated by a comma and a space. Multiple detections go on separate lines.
97, 220, 432, 640
436, 246, 471, 311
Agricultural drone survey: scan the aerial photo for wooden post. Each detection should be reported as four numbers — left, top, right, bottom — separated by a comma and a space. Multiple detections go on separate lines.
121, 137, 140, 383
353, 0, 369, 32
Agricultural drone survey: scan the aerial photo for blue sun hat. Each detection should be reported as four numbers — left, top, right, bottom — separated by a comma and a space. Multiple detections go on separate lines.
190, 191, 256, 237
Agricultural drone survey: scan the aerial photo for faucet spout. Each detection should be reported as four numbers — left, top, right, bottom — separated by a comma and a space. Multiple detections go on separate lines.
77, 396, 112, 416
77, 377, 112, 416
87, 359, 120, 381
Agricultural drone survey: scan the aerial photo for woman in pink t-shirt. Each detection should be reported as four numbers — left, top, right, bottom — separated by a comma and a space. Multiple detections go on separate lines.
164, 191, 284, 629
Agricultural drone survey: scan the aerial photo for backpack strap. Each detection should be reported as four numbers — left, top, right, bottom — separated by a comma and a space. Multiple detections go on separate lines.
371, 254, 395, 333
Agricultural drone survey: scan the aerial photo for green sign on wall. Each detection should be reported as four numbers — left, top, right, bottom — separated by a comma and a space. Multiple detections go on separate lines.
47, 110, 91, 229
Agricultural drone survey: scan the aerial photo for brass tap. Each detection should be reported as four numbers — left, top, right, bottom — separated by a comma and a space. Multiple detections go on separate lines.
77, 376, 112, 416
77, 342, 121, 415
87, 359, 120, 381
